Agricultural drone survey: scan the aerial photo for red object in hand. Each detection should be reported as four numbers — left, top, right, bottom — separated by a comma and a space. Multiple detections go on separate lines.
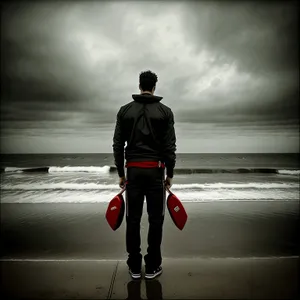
106, 189, 125, 231
166, 187, 188, 230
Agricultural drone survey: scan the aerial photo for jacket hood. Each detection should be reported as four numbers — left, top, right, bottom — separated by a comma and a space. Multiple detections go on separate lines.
132, 93, 163, 103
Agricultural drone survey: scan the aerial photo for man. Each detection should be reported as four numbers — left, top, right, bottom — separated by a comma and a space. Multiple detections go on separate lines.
112, 70, 176, 280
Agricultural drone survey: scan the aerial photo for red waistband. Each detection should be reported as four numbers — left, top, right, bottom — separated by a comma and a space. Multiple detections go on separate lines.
125, 161, 165, 168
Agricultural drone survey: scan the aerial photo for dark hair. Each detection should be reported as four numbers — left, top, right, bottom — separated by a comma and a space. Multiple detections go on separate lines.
139, 70, 158, 92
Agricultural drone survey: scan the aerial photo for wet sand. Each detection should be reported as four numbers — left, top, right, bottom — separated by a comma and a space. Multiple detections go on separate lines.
1, 257, 298, 299
1, 201, 299, 299
1, 201, 299, 259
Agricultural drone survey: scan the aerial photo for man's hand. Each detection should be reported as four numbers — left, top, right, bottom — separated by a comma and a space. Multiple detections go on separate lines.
164, 176, 173, 189
119, 176, 126, 189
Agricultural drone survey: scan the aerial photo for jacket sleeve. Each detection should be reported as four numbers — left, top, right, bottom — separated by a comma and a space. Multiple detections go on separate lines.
163, 109, 177, 178
112, 108, 125, 178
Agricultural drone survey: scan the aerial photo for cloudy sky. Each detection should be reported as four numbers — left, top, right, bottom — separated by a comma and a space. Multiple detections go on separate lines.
1, 0, 299, 153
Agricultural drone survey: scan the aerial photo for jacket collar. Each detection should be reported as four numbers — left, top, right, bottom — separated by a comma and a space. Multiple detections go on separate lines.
132, 93, 163, 103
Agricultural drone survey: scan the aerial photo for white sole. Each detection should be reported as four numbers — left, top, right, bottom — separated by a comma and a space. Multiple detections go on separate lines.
129, 270, 141, 279
145, 269, 163, 279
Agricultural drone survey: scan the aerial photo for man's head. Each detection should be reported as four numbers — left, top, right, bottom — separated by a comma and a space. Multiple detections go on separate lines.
139, 70, 158, 94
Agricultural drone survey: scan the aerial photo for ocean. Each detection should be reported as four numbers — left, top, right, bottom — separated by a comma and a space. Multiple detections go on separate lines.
0, 153, 299, 204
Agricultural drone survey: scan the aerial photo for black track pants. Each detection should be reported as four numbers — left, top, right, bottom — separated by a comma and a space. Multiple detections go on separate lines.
125, 167, 166, 271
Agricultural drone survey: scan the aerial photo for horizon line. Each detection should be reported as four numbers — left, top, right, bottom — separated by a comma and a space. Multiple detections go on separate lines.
1, 152, 299, 155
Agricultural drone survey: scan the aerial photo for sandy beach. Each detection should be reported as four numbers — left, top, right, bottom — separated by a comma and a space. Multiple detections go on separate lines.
1, 202, 299, 259
1, 201, 299, 299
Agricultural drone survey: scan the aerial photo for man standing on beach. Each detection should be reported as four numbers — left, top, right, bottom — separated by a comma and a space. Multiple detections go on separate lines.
112, 70, 177, 280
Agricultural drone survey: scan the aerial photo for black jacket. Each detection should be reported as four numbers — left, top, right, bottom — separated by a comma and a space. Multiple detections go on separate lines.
112, 93, 176, 178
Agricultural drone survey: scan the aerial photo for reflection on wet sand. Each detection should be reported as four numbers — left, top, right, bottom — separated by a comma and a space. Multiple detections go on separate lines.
126, 279, 163, 300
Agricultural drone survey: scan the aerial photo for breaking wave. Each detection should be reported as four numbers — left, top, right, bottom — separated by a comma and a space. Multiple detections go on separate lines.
2, 166, 299, 175
277, 170, 300, 175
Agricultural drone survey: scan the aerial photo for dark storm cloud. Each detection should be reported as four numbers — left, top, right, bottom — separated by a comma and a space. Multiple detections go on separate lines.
1, 1, 120, 128
0, 0, 299, 132
177, 78, 299, 124
176, 0, 299, 124
181, 0, 299, 74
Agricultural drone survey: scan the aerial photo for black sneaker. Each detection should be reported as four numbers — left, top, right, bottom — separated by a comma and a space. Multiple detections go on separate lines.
129, 268, 142, 279
145, 266, 163, 279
